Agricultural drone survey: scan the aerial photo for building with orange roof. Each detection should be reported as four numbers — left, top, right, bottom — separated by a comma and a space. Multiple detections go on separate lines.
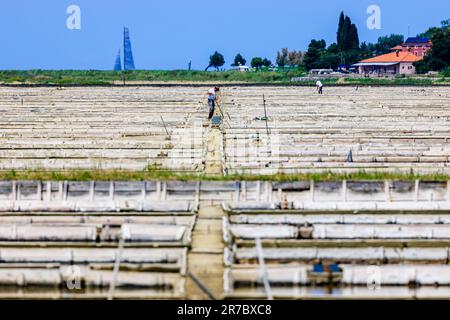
402, 37, 433, 57
390, 37, 433, 57
353, 50, 424, 75
390, 45, 403, 51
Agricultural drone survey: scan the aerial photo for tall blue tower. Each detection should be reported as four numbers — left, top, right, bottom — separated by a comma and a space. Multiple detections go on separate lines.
113, 49, 122, 71
123, 27, 136, 70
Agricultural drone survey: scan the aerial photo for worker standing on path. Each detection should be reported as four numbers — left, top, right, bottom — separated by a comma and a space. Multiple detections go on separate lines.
316, 80, 323, 94
207, 86, 220, 120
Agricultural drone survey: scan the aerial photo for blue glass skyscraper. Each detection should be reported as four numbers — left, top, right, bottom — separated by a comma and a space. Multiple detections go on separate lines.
113, 49, 122, 71
123, 27, 135, 70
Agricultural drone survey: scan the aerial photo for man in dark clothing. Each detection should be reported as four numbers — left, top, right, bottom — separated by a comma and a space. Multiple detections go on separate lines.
207, 86, 220, 120
316, 80, 323, 94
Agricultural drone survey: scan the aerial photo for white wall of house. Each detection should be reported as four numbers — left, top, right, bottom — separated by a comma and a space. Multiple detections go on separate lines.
399, 62, 416, 75
358, 63, 416, 75
358, 65, 398, 75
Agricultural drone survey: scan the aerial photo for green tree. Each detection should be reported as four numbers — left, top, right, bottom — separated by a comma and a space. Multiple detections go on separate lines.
418, 19, 449, 38
276, 48, 289, 69
442, 19, 450, 27
231, 53, 246, 67
318, 51, 341, 69
287, 51, 303, 67
349, 24, 360, 49
337, 12, 345, 48
359, 42, 376, 60
310, 39, 326, 50
262, 58, 272, 67
418, 27, 442, 39
303, 40, 327, 70
443, 66, 450, 77
342, 16, 352, 50
415, 27, 450, 72
375, 34, 404, 54
251, 57, 264, 69
337, 13, 360, 51
205, 51, 225, 71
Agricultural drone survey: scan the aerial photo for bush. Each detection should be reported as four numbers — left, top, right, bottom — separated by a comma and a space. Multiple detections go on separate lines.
443, 66, 450, 77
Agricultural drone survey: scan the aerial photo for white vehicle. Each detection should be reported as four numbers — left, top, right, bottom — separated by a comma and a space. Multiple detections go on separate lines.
231, 65, 251, 72
309, 69, 333, 75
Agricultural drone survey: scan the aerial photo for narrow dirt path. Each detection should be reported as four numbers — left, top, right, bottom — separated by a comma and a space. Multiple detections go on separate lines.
186, 94, 226, 299
204, 127, 223, 175
186, 204, 224, 299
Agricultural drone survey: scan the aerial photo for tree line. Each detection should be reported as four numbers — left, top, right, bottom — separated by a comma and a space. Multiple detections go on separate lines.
205, 14, 450, 73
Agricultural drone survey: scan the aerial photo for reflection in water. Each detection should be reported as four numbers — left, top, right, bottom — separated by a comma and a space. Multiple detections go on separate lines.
232, 286, 450, 299
0, 286, 182, 300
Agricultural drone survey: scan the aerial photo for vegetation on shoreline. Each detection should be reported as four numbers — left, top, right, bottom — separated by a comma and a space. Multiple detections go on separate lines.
0, 69, 308, 85
1, 168, 448, 182
0, 70, 447, 86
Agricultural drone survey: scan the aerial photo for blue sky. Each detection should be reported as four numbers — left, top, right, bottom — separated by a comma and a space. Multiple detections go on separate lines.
0, 0, 448, 70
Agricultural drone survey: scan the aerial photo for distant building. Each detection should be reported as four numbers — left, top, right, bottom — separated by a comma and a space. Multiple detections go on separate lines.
113, 49, 122, 71
402, 37, 433, 57
353, 51, 423, 75
390, 37, 432, 57
232, 66, 250, 72
112, 27, 136, 71
354, 36, 433, 75
123, 27, 136, 70
309, 69, 333, 75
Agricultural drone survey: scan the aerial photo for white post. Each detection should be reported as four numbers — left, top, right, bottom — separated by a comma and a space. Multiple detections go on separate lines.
447, 181, 450, 201
12, 181, 17, 201
46, 181, 51, 201
342, 180, 347, 202
109, 181, 114, 201
385, 181, 390, 202
255, 238, 273, 300
89, 181, 95, 201
266, 182, 272, 202
256, 181, 261, 202
63, 181, 68, 201
156, 181, 161, 200
58, 181, 63, 200
37, 181, 42, 201
414, 180, 419, 202
162, 182, 167, 200
141, 182, 146, 200
195, 180, 201, 204
107, 236, 125, 301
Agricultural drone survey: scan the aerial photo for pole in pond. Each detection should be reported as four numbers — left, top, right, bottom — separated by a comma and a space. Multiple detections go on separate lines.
160, 116, 170, 136
263, 95, 269, 137
188, 272, 217, 300
256, 237, 273, 300
346, 149, 353, 163
216, 100, 225, 119
107, 236, 124, 300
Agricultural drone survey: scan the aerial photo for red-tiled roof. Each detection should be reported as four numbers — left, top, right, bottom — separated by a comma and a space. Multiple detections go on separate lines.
360, 51, 423, 63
